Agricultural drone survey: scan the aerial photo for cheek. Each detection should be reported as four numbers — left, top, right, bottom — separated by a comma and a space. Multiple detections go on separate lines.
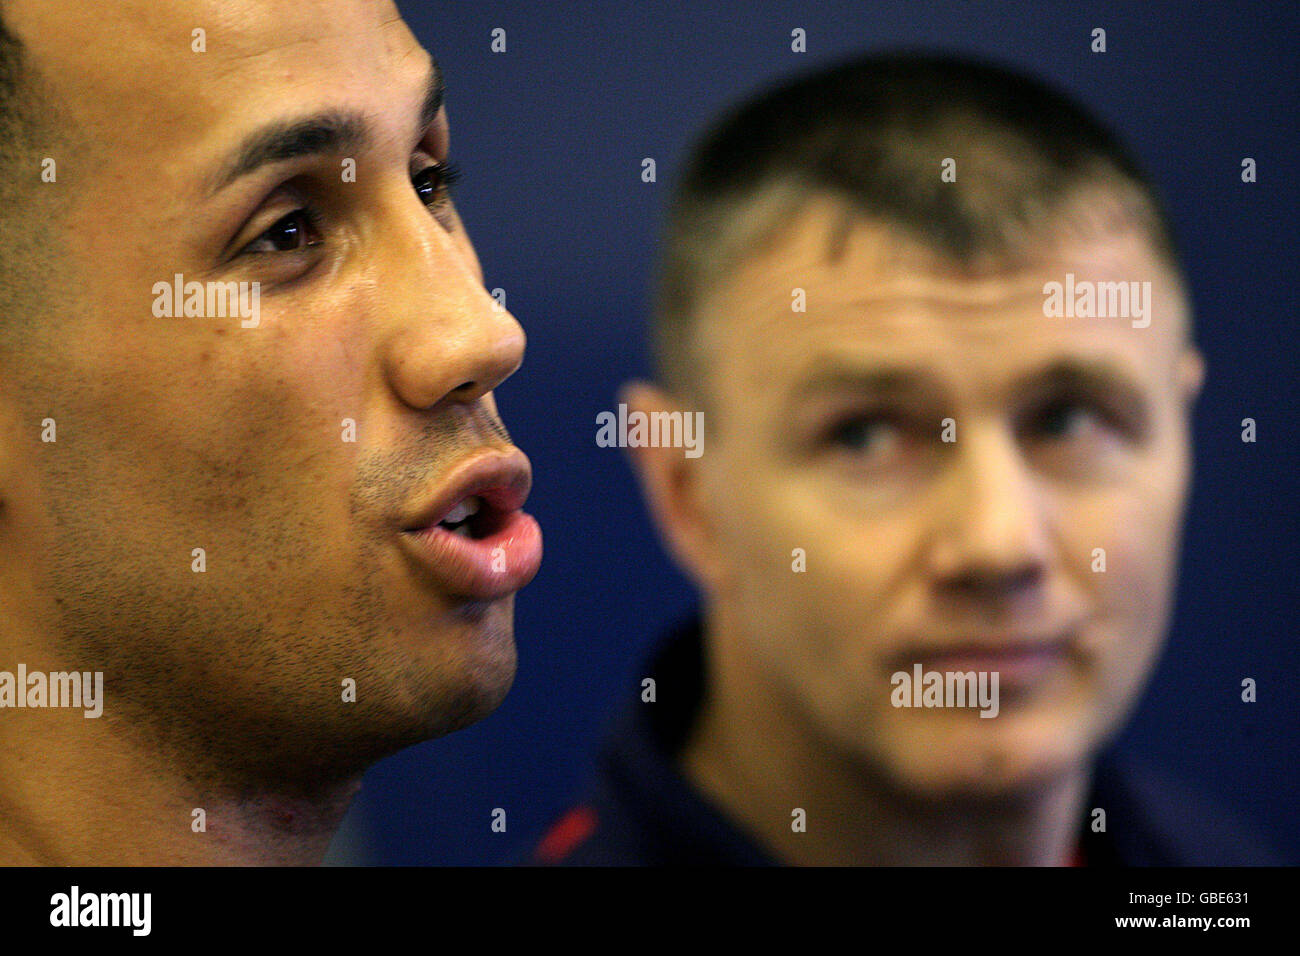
89, 316, 372, 570
1058, 491, 1185, 740
200, 289, 372, 451
714, 461, 908, 658
30, 229, 383, 591
711, 477, 798, 598
1062, 453, 1188, 609
1058, 474, 1187, 710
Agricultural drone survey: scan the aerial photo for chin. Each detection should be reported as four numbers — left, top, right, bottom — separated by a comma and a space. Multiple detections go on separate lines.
428, 602, 519, 730
317, 661, 517, 778
873, 711, 1096, 801
441, 646, 518, 732
342, 601, 519, 755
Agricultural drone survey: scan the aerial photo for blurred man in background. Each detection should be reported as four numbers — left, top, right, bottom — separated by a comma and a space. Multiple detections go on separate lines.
534, 53, 1274, 865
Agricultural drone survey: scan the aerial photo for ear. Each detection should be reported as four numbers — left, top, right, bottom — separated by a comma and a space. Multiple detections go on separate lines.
1177, 347, 1205, 406
618, 380, 727, 595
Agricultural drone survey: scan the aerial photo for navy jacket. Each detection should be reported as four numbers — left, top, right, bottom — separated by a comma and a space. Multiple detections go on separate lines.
532, 618, 1280, 866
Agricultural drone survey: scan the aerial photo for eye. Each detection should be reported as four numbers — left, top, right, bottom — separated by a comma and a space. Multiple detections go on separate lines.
828, 414, 903, 457
1028, 399, 1109, 443
412, 161, 462, 210
1019, 396, 1139, 479
242, 209, 323, 255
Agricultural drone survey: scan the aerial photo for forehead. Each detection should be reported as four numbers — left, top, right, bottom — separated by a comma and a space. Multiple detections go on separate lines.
9, 0, 422, 150
697, 193, 1189, 396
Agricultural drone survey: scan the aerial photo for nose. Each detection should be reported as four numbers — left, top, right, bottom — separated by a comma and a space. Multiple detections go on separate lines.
928, 421, 1051, 601
380, 201, 526, 411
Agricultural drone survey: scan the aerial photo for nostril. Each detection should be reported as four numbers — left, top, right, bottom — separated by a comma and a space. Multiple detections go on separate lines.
943, 563, 1044, 599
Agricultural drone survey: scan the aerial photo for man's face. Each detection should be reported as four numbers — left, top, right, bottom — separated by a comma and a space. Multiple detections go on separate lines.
689, 193, 1201, 797
0, 0, 540, 781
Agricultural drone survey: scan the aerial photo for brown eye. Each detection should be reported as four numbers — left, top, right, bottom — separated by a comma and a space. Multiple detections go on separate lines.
412, 161, 462, 207
1039, 401, 1090, 439
831, 415, 901, 457
1026, 399, 1117, 445
244, 209, 323, 254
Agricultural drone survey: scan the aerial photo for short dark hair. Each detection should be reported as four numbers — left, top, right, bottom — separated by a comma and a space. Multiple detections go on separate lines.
0, 7, 17, 99
0, 5, 26, 173
653, 52, 1184, 399
0, 7, 31, 313
0, 8, 28, 179
0, 6, 64, 338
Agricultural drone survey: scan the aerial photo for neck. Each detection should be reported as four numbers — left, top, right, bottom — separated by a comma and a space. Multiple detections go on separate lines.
680, 609, 1090, 866
0, 700, 359, 866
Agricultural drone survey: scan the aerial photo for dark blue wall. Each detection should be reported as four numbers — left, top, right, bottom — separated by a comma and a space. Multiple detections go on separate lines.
331, 0, 1300, 864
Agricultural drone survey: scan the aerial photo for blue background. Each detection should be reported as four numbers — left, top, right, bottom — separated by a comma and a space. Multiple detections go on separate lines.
327, 0, 1300, 864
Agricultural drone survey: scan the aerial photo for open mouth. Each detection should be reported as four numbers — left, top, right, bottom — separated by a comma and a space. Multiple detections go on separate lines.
416, 485, 524, 543
435, 494, 494, 539
398, 451, 543, 601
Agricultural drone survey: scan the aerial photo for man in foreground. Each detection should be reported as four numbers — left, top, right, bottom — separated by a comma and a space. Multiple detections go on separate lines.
0, 0, 541, 865
535, 53, 1274, 866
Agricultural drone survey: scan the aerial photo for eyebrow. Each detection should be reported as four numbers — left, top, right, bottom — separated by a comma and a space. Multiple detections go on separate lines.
788, 357, 1148, 408
790, 363, 945, 403
1010, 359, 1149, 407
211, 60, 445, 193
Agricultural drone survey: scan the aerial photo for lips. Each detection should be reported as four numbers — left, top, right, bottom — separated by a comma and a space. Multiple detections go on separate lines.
896, 631, 1079, 689
918, 646, 1069, 687
399, 448, 543, 601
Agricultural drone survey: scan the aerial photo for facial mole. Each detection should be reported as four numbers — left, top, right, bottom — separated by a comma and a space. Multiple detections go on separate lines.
271, 806, 298, 829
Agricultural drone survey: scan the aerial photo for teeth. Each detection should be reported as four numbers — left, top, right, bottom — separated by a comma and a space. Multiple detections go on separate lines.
441, 495, 482, 526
